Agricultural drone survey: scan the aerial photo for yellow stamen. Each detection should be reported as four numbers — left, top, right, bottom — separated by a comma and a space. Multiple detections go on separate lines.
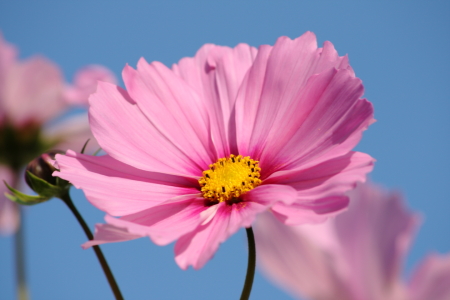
199, 155, 261, 204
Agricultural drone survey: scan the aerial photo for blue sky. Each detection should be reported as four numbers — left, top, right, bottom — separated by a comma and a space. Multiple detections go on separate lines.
0, 1, 449, 299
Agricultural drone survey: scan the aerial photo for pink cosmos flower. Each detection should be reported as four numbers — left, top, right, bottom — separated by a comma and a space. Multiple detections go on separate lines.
255, 182, 450, 300
0, 32, 116, 234
54, 32, 375, 269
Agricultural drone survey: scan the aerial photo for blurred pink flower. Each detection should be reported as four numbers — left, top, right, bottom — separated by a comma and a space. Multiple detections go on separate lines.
0, 32, 116, 234
64, 65, 117, 106
255, 182, 450, 300
0, 166, 18, 235
54, 32, 374, 269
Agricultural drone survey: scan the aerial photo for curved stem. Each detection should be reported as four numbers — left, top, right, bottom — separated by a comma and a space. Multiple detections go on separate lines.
60, 193, 124, 300
240, 227, 256, 300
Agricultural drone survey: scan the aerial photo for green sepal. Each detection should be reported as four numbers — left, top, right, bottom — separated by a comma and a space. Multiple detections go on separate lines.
3, 181, 49, 205
93, 147, 102, 156
81, 139, 90, 154
55, 176, 70, 189
25, 171, 69, 198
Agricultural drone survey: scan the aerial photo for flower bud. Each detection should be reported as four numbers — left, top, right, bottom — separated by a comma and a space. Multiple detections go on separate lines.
25, 150, 63, 187
5, 151, 71, 206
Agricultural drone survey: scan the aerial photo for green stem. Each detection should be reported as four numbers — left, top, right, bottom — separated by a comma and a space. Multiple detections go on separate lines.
240, 227, 256, 300
59, 193, 124, 300
15, 206, 29, 300
12, 172, 29, 300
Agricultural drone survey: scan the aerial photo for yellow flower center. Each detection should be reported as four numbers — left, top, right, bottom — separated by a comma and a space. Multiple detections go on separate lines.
199, 155, 261, 204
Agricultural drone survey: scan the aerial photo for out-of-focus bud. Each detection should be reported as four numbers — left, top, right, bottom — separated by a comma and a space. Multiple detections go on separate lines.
25, 150, 63, 187
4, 151, 71, 205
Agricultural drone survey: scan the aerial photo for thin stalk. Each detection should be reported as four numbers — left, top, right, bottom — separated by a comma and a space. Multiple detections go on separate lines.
59, 193, 124, 300
15, 206, 29, 300
240, 227, 256, 300
12, 172, 29, 300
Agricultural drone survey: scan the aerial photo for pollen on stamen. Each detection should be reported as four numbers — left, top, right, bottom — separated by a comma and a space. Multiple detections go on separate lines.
198, 154, 261, 204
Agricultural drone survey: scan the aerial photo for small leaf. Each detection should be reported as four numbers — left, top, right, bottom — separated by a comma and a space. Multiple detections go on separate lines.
3, 181, 49, 205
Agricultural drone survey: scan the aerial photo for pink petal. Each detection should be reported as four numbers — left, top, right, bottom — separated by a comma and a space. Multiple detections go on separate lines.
254, 213, 351, 300
236, 33, 352, 153
291, 98, 375, 172
82, 223, 142, 249
268, 152, 373, 225
234, 33, 373, 175
174, 198, 269, 270
174, 202, 228, 270
234, 44, 272, 157
333, 183, 419, 299
102, 195, 207, 246
124, 59, 214, 169
267, 151, 374, 201
260, 67, 370, 173
3, 56, 66, 126
0, 167, 19, 235
242, 184, 297, 206
173, 43, 257, 157
64, 65, 117, 105
89, 81, 206, 177
409, 254, 450, 300
271, 195, 350, 225
54, 151, 198, 216
279, 95, 373, 172
82, 194, 207, 249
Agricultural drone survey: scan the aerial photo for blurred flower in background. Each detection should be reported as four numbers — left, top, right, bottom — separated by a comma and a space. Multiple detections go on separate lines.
64, 65, 117, 106
0, 166, 17, 234
0, 32, 116, 234
255, 182, 450, 300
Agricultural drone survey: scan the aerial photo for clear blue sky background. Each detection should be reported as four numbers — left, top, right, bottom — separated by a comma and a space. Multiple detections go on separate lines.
0, 1, 449, 299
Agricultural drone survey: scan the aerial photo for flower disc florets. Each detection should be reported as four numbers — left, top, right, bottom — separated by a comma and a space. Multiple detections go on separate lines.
199, 155, 261, 204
